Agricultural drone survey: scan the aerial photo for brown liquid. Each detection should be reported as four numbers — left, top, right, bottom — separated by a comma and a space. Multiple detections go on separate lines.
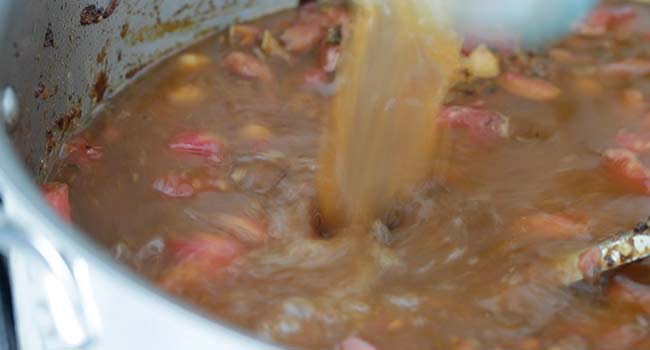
317, 1, 461, 230
48, 2, 650, 349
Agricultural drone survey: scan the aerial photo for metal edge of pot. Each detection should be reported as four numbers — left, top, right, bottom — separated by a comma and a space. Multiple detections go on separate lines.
0, 0, 297, 349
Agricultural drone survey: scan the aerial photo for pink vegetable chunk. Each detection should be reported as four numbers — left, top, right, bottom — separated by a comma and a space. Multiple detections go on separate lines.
281, 23, 323, 53
41, 182, 71, 222
338, 336, 377, 350
439, 105, 510, 139
222, 51, 273, 81
498, 73, 561, 101
161, 234, 247, 294
616, 130, 650, 153
169, 131, 227, 163
602, 148, 650, 194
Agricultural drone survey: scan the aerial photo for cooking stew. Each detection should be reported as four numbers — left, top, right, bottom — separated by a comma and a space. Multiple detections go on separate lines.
42, 1, 650, 349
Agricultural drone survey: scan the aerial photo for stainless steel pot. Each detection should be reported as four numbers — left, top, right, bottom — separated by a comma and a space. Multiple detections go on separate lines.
0, 1, 296, 349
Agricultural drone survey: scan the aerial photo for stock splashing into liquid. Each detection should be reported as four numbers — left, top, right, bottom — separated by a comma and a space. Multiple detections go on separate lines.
317, 0, 462, 232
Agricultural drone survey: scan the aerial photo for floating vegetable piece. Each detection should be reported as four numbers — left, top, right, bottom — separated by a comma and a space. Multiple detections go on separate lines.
439, 105, 510, 139
222, 51, 273, 81
41, 182, 71, 222
260, 30, 292, 63
498, 72, 561, 101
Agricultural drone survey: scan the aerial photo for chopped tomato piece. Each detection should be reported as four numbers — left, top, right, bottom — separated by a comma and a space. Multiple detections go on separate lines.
319, 43, 342, 73
228, 24, 261, 47
222, 51, 273, 82
41, 182, 71, 222
439, 106, 510, 139
168, 233, 247, 264
281, 23, 323, 53
602, 148, 650, 194
510, 213, 588, 239
579, 7, 636, 36
606, 275, 650, 313
161, 234, 247, 294
599, 59, 650, 77
615, 130, 650, 153
498, 73, 561, 101
338, 336, 377, 350
168, 131, 227, 163
578, 246, 602, 283
62, 136, 103, 164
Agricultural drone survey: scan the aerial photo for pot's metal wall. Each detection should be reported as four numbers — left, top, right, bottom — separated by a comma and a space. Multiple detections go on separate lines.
0, 0, 296, 179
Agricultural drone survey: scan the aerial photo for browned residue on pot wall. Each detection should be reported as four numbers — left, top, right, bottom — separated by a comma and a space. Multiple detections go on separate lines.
80, 0, 120, 25
91, 72, 108, 103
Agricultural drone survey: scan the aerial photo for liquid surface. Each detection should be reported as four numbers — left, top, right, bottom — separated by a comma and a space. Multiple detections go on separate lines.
46, 1, 650, 349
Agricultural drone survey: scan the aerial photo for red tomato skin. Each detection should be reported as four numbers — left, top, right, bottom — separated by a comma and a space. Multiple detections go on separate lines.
41, 182, 72, 222
168, 131, 227, 163
602, 148, 650, 194
439, 105, 510, 140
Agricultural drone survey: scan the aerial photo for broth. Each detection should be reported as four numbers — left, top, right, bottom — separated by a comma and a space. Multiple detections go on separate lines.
43, 1, 650, 349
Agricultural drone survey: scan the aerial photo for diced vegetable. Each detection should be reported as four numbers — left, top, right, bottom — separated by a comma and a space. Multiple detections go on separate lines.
161, 234, 247, 293
509, 213, 588, 239
577, 246, 602, 283
579, 7, 637, 36
281, 23, 323, 53
260, 30, 292, 63
62, 136, 103, 164
602, 148, 650, 194
240, 123, 271, 141
498, 73, 561, 101
463, 44, 500, 79
222, 51, 273, 81
439, 105, 510, 139
167, 85, 204, 104
177, 53, 211, 69
228, 24, 261, 47
338, 336, 377, 350
615, 130, 650, 153
168, 131, 227, 163
41, 182, 71, 222
599, 59, 650, 77
168, 233, 247, 264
